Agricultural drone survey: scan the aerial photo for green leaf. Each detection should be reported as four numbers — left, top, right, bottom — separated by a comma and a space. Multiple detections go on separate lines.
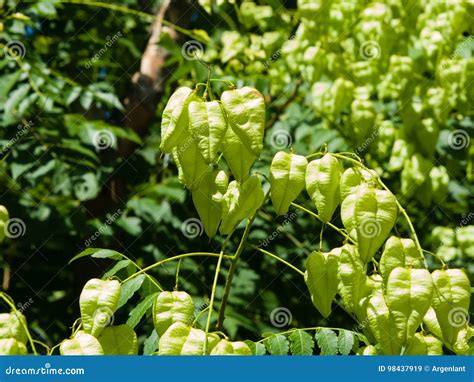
143, 329, 159, 355
270, 151, 308, 215
315, 328, 338, 355
337, 330, 354, 355
4, 84, 30, 117
79, 279, 121, 337
305, 250, 339, 318
385, 268, 433, 347
118, 275, 145, 309
153, 291, 195, 336
305, 154, 342, 222
221, 87, 265, 155
103, 260, 131, 278
263, 334, 289, 355
126, 292, 159, 329
69, 248, 123, 264
97, 325, 138, 355
289, 330, 314, 355
188, 99, 227, 163
244, 340, 266, 355
60, 331, 104, 355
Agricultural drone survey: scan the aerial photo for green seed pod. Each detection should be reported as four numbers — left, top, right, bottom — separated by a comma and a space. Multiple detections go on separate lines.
158, 322, 220, 355
220, 175, 264, 235
356, 345, 377, 355
188, 99, 227, 164
192, 170, 223, 238
60, 331, 104, 355
379, 237, 425, 285
0, 338, 27, 355
340, 167, 378, 201
173, 140, 209, 191
215, 170, 229, 194
405, 333, 443, 355
337, 244, 371, 320
222, 126, 257, 182
97, 325, 138, 355
160, 87, 198, 153
341, 185, 398, 263
153, 291, 195, 337
305, 250, 339, 318
431, 269, 470, 350
401, 154, 431, 199
0, 205, 9, 223
79, 279, 121, 338
457, 226, 474, 258
0, 206, 8, 244
305, 154, 342, 222
388, 139, 411, 172
210, 339, 252, 355
0, 312, 28, 344
385, 268, 433, 347
221, 87, 265, 156
366, 294, 402, 355
270, 151, 307, 215
422, 307, 443, 339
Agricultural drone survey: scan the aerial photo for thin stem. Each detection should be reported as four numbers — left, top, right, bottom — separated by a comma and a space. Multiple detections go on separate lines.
174, 259, 182, 291
33, 340, 50, 354
249, 245, 305, 277
209, 79, 235, 88
192, 305, 210, 326
305, 152, 325, 160
122, 252, 228, 283
319, 223, 325, 252
291, 203, 355, 244
49, 342, 62, 355
216, 215, 258, 330
120, 254, 163, 292
0, 292, 37, 355
203, 250, 225, 354
422, 249, 446, 267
